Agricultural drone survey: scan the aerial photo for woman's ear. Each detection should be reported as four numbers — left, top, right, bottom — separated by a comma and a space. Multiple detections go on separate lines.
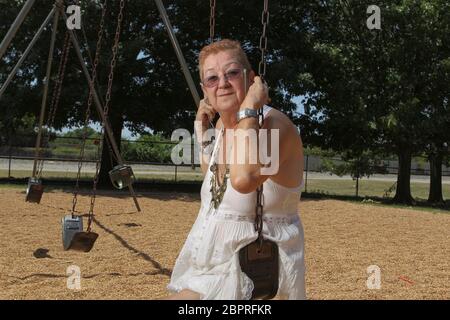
200, 83, 208, 99
200, 83, 213, 106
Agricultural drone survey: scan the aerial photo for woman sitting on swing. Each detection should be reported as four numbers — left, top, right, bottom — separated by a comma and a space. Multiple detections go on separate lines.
166, 39, 306, 300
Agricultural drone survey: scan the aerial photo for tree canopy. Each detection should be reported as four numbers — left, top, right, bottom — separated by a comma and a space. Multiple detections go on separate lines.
0, 0, 448, 201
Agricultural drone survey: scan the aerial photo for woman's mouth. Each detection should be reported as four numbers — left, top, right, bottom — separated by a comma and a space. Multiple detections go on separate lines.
217, 92, 234, 97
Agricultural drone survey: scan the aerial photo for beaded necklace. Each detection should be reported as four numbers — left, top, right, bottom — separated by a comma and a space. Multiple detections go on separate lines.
209, 128, 229, 209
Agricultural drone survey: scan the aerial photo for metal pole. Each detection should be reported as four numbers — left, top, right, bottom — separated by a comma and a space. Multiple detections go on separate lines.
62, 12, 141, 212
64, 23, 121, 166
305, 154, 309, 193
32, 5, 60, 178
191, 137, 195, 169
0, 8, 56, 99
153, 0, 200, 106
8, 147, 12, 178
356, 176, 359, 197
0, 0, 36, 61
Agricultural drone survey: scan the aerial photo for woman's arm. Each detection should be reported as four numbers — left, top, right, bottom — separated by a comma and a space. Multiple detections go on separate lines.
229, 112, 295, 193
229, 76, 297, 193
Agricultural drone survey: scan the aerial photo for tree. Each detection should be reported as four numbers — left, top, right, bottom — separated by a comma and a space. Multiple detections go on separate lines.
122, 133, 173, 163
1, 0, 303, 187
2, 0, 448, 198
282, 0, 450, 204
419, 1, 450, 204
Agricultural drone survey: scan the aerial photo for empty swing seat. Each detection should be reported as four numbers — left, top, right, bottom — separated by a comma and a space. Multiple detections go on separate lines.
61, 215, 98, 252
109, 164, 135, 189
25, 177, 44, 203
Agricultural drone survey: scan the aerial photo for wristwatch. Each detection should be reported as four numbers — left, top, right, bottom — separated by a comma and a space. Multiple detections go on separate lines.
236, 108, 258, 122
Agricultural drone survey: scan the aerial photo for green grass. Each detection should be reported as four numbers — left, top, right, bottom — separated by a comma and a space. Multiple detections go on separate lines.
304, 178, 450, 200
2, 170, 449, 199
0, 183, 24, 189
51, 146, 98, 159
1, 170, 449, 212
356, 199, 450, 215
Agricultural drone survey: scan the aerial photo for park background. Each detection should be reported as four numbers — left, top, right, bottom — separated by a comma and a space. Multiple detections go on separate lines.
0, 0, 449, 300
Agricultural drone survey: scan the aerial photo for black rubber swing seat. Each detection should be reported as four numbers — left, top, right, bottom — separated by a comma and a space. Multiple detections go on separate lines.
25, 178, 44, 203
239, 239, 279, 300
109, 164, 135, 189
67, 232, 98, 252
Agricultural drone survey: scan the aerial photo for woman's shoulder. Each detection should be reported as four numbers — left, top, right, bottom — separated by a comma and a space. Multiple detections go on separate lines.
264, 106, 300, 136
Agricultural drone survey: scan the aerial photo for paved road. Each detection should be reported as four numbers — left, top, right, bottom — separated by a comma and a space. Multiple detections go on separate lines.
0, 158, 201, 175
1, 158, 450, 183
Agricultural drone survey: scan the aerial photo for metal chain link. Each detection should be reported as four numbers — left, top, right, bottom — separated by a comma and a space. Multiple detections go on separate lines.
255, 0, 269, 243
86, 0, 126, 231
258, 0, 269, 80
36, 29, 72, 179
98, 0, 126, 168
48, 33, 71, 128
71, 0, 108, 219
103, 0, 124, 119
209, 0, 216, 43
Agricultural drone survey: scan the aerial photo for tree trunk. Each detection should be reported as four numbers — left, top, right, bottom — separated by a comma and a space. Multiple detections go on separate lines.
97, 113, 124, 188
393, 149, 414, 204
427, 153, 443, 204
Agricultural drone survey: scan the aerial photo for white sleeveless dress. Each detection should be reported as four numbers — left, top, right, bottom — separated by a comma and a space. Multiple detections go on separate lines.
167, 106, 306, 300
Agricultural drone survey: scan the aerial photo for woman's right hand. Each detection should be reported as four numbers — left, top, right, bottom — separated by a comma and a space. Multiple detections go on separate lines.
195, 98, 217, 131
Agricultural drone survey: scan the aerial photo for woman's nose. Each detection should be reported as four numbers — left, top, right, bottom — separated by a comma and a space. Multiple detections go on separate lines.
218, 75, 231, 88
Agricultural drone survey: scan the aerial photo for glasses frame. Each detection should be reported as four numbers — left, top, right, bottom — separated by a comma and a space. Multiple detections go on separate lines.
201, 67, 246, 89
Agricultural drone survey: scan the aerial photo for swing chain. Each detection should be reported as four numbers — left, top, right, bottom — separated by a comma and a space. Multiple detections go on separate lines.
258, 0, 269, 80
255, 0, 269, 243
86, 0, 110, 232
71, 0, 108, 218
36, 29, 72, 179
83, 0, 126, 231
49, 32, 71, 130
104, 0, 125, 118
209, 0, 216, 43
100, 0, 126, 166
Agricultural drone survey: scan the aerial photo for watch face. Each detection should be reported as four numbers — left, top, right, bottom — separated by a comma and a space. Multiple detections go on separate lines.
248, 109, 257, 117
237, 109, 257, 121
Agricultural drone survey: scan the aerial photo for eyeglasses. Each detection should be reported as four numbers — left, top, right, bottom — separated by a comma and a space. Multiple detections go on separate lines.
201, 68, 243, 88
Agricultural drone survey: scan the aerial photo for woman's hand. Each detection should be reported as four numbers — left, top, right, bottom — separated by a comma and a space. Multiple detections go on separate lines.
196, 98, 216, 128
195, 98, 217, 142
240, 76, 269, 110
195, 98, 217, 175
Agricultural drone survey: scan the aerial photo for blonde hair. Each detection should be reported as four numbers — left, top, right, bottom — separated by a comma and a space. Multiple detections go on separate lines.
198, 39, 252, 80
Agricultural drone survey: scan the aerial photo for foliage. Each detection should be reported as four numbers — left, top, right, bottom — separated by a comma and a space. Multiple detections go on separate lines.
121, 133, 173, 163
1, 0, 449, 196
320, 151, 388, 179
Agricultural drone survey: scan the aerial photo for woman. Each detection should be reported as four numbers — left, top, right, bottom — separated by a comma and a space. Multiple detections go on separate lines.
166, 39, 306, 300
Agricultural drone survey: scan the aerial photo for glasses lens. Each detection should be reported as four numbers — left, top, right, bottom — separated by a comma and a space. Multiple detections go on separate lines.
225, 69, 242, 80
204, 75, 218, 88
203, 69, 242, 88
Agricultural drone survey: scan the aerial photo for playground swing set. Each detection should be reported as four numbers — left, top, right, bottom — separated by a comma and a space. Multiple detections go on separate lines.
0, 0, 278, 300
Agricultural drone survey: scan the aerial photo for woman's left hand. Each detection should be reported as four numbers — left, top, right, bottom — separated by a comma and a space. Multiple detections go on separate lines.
240, 76, 269, 110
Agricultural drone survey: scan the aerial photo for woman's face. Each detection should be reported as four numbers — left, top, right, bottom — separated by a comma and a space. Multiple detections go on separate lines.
201, 50, 254, 114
